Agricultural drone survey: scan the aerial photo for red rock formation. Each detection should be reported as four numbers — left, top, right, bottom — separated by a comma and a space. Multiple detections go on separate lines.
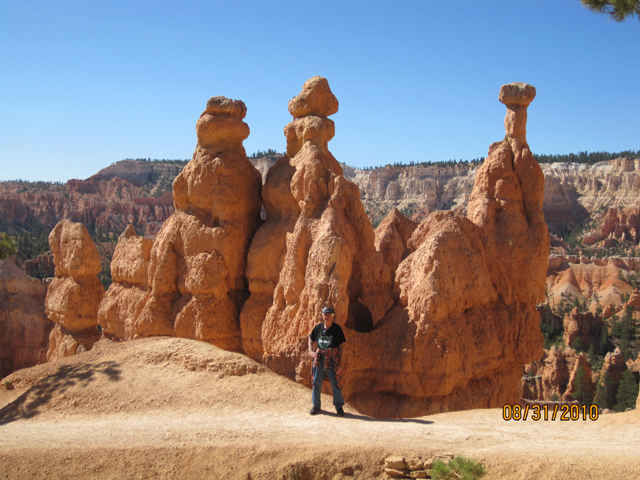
97, 225, 153, 339
546, 261, 631, 313
600, 347, 628, 394
255, 76, 394, 374
250, 80, 548, 418
133, 97, 262, 352
374, 209, 417, 288
627, 288, 640, 310
563, 307, 604, 351
522, 347, 594, 402
564, 353, 595, 402
0, 177, 174, 237
45, 220, 104, 361
583, 207, 640, 247
342, 83, 549, 417
0, 258, 51, 378
22, 254, 55, 280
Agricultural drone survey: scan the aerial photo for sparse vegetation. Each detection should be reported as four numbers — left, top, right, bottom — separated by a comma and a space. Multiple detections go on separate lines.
430, 456, 487, 480
614, 370, 639, 411
594, 371, 616, 410
0, 233, 17, 260
571, 366, 593, 406
249, 149, 280, 158
118, 158, 189, 165
534, 150, 640, 166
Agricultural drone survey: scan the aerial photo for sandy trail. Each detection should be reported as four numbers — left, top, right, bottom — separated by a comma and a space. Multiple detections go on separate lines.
1, 337, 639, 480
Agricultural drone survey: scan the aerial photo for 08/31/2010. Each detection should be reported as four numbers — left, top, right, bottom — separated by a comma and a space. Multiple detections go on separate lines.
503, 403, 599, 421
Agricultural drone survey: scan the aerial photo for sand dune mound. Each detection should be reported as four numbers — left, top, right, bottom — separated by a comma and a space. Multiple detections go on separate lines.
0, 337, 304, 421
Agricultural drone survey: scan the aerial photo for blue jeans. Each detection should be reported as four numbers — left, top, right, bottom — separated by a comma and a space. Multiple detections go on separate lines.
311, 359, 344, 408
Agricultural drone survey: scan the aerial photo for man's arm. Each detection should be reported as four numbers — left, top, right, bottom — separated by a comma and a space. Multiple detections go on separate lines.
308, 336, 315, 357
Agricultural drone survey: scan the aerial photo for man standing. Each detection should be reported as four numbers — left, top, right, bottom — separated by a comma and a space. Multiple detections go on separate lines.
308, 306, 346, 416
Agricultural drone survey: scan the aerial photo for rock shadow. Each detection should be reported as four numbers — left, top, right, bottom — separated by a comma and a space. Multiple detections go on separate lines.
0, 360, 121, 425
316, 410, 433, 424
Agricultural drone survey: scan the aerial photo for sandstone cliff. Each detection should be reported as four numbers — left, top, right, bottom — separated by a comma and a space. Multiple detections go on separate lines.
347, 155, 640, 236
0, 258, 51, 378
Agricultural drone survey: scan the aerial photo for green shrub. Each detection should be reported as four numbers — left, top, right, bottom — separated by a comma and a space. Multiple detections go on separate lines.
430, 456, 486, 480
614, 370, 639, 411
0, 233, 17, 260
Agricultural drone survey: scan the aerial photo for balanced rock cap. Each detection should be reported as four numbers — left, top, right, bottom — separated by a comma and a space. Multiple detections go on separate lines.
322, 307, 334, 314
499, 82, 536, 107
205, 96, 247, 119
288, 76, 339, 119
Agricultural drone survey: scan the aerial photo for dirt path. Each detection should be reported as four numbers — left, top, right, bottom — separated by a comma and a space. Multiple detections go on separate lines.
1, 337, 639, 480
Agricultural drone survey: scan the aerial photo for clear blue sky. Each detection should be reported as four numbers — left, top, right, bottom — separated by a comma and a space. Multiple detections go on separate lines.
1, 1, 638, 182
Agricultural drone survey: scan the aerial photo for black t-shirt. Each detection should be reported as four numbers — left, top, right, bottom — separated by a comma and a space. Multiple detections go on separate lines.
309, 322, 346, 350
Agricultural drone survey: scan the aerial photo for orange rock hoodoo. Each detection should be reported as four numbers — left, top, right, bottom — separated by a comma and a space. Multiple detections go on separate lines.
132, 97, 262, 351
97, 224, 153, 339
45, 220, 104, 361
342, 82, 549, 417
244, 76, 394, 370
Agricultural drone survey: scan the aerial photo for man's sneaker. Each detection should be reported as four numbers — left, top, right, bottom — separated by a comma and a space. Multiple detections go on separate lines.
336, 407, 345, 417
309, 406, 321, 415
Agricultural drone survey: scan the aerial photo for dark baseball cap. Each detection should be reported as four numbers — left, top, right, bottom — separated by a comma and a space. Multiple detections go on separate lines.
321, 307, 334, 314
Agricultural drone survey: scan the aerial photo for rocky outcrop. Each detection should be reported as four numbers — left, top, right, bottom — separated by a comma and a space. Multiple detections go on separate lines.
97, 225, 153, 339
353, 163, 477, 225
45, 220, 104, 361
22, 254, 55, 280
0, 258, 51, 378
132, 97, 262, 352
253, 76, 393, 373
374, 209, 417, 287
541, 158, 640, 234
547, 254, 640, 271
522, 347, 595, 402
600, 347, 628, 394
546, 260, 632, 313
582, 207, 639, 246
250, 80, 548, 418
563, 307, 604, 351
0, 173, 175, 237
345, 82, 548, 417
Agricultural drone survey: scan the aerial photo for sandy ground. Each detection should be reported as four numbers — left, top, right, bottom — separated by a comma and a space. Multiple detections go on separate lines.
1, 337, 639, 480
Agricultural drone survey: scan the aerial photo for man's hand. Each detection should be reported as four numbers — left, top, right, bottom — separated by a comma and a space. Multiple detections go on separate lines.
309, 349, 316, 358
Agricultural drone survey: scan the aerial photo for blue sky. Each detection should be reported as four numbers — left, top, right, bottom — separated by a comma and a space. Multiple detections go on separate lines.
1, 1, 638, 182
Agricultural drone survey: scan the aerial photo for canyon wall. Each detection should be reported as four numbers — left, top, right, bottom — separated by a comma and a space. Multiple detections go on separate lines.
0, 163, 178, 237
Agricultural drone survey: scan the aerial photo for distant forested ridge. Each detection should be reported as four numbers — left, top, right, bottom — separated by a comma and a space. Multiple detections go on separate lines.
533, 150, 640, 166
117, 149, 640, 170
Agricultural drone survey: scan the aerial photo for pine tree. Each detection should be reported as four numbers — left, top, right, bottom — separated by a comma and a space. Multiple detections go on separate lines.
572, 365, 593, 405
0, 233, 17, 260
614, 370, 639, 411
580, 0, 640, 21
594, 371, 616, 410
